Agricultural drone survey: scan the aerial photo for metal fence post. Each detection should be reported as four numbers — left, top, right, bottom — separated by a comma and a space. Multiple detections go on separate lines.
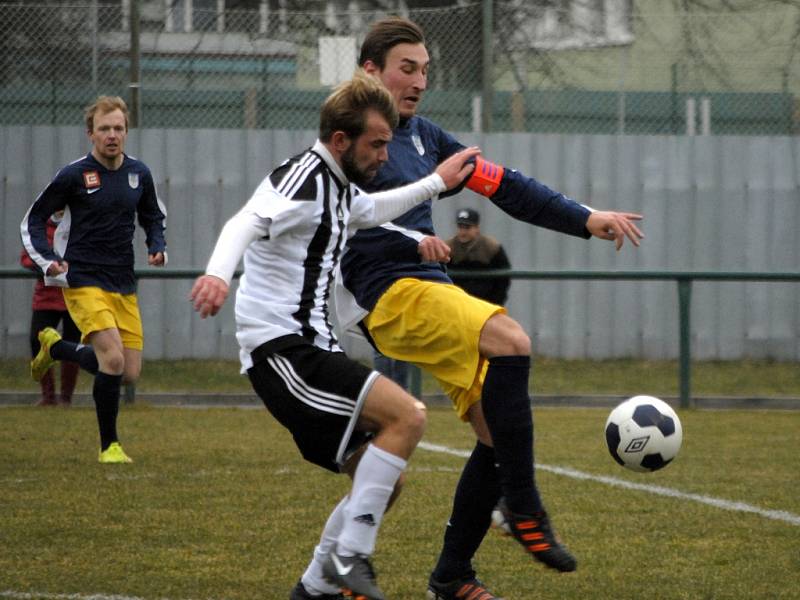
129, 0, 141, 128
481, 0, 493, 133
677, 278, 693, 409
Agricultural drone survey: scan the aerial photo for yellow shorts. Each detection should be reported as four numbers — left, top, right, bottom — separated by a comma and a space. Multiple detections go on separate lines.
62, 286, 144, 350
364, 278, 505, 420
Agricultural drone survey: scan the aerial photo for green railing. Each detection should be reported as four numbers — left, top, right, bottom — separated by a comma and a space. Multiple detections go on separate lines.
3, 267, 798, 408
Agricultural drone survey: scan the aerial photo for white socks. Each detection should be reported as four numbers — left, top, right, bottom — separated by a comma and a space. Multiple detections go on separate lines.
300, 444, 407, 595
338, 444, 406, 556
302, 497, 348, 596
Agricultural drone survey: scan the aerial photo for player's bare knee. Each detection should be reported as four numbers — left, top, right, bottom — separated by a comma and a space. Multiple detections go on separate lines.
507, 324, 531, 356
100, 351, 125, 375
481, 314, 531, 357
408, 400, 427, 440
389, 400, 425, 446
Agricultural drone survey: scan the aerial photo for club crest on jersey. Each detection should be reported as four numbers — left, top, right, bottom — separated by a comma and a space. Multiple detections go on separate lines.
412, 134, 425, 156
83, 171, 100, 189
128, 173, 139, 189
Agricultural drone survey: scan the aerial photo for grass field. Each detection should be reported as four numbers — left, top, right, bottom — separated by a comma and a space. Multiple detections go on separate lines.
1, 404, 799, 600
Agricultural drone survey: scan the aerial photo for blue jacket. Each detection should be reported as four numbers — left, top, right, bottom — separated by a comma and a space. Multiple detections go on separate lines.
20, 153, 167, 295
340, 115, 591, 313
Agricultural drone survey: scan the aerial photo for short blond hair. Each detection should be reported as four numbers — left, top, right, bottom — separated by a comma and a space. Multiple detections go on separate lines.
84, 95, 129, 132
319, 69, 398, 142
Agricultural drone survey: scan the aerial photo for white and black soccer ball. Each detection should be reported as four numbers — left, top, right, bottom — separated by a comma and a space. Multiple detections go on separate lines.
605, 395, 683, 472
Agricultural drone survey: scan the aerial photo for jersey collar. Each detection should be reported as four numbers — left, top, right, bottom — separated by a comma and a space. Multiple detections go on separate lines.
312, 139, 348, 188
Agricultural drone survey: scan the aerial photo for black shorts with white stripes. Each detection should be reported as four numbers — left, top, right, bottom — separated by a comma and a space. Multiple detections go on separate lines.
247, 335, 377, 473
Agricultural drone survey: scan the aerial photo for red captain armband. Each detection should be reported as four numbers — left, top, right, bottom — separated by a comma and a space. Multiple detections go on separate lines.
465, 156, 504, 197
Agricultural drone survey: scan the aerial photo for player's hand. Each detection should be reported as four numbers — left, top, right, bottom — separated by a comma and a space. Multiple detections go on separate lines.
190, 275, 229, 318
418, 236, 451, 263
148, 252, 165, 266
586, 211, 644, 251
46, 260, 68, 276
435, 146, 480, 189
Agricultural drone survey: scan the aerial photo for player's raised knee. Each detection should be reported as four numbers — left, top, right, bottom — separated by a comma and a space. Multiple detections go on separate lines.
100, 351, 125, 375
404, 397, 427, 441
481, 313, 531, 357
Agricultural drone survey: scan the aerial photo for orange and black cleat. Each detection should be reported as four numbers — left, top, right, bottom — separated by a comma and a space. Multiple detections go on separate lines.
426, 571, 503, 600
497, 497, 577, 573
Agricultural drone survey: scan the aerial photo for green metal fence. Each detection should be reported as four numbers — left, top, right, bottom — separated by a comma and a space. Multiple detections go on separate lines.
3, 267, 798, 408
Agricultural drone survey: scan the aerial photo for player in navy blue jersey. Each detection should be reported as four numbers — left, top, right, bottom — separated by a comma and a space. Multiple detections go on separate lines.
21, 95, 167, 464
335, 17, 644, 600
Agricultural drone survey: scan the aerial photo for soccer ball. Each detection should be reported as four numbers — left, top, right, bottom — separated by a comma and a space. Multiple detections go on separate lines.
604, 395, 682, 472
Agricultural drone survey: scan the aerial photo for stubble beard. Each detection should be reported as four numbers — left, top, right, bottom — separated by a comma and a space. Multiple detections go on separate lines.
341, 146, 375, 188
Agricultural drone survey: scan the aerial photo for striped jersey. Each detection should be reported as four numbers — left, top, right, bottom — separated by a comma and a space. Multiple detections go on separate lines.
20, 153, 167, 294
233, 141, 388, 369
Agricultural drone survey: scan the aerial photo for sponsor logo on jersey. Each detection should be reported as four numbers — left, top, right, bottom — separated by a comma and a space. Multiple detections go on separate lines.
412, 134, 425, 156
83, 171, 100, 189
128, 173, 139, 189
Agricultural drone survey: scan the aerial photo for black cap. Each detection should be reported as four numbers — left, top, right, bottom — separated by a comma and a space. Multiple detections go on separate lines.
456, 208, 480, 226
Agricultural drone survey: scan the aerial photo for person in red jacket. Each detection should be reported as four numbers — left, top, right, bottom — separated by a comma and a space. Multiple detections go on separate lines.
20, 212, 80, 406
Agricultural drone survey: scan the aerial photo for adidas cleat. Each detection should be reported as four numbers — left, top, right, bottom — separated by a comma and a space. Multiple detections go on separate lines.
497, 497, 577, 572
322, 551, 384, 600
31, 327, 61, 381
427, 571, 503, 600
98, 442, 133, 464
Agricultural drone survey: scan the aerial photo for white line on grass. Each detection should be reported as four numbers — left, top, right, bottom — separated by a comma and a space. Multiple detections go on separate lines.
0, 592, 161, 600
418, 441, 800, 526
0, 592, 220, 600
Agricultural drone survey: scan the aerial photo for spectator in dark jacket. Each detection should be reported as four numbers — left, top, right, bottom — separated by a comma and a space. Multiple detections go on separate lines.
445, 208, 511, 306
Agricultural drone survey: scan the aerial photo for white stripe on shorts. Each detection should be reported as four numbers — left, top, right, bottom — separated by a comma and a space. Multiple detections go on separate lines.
335, 370, 380, 466
267, 354, 356, 416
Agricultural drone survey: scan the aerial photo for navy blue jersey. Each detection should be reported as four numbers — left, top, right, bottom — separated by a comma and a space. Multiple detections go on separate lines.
340, 115, 592, 313
20, 153, 167, 295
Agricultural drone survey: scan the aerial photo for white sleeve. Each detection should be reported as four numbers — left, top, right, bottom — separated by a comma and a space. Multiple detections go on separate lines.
204, 209, 267, 285
353, 173, 446, 229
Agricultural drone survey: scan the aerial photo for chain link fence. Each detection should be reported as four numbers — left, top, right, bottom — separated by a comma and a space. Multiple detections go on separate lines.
1, 0, 798, 134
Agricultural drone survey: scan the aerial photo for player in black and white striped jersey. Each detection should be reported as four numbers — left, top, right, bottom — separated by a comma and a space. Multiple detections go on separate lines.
190, 70, 478, 600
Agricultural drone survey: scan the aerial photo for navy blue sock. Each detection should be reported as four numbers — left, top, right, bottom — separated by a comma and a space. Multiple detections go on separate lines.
432, 441, 501, 582
93, 371, 122, 451
51, 340, 98, 375
480, 355, 542, 514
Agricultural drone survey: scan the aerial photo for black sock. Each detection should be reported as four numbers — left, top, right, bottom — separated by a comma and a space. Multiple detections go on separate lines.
432, 441, 501, 582
93, 371, 122, 451
51, 340, 99, 375
481, 355, 542, 514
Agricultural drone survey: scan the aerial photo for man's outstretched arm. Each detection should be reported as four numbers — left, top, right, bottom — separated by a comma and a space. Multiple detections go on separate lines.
463, 155, 643, 249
